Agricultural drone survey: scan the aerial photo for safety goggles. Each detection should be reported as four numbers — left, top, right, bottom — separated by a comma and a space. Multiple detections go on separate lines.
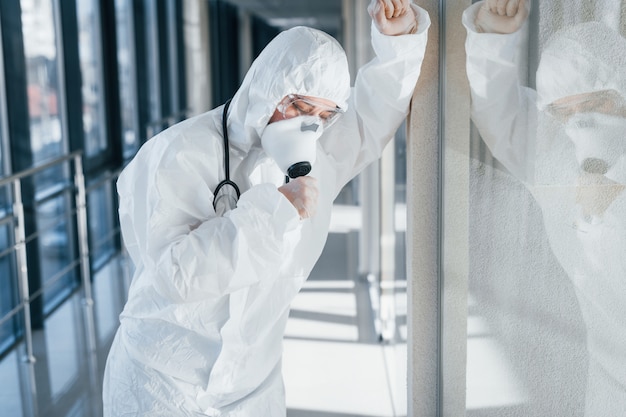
277, 94, 344, 128
546, 89, 626, 122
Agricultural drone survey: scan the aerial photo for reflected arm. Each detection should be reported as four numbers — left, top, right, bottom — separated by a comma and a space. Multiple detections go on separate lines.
463, 1, 537, 182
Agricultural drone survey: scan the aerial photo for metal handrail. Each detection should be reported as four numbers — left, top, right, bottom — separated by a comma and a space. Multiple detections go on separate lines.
0, 151, 98, 368
0, 150, 82, 187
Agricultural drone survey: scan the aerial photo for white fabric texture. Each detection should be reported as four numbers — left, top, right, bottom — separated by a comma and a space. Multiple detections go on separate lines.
103, 9, 430, 417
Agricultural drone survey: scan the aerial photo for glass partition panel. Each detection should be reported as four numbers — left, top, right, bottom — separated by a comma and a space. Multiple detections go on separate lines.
144, 0, 162, 128
450, 1, 626, 416
20, 0, 65, 165
87, 179, 116, 269
114, 0, 140, 159
0, 222, 19, 354
76, 0, 107, 158
36, 193, 78, 313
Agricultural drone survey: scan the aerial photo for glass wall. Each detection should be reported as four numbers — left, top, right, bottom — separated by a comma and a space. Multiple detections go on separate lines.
21, 0, 78, 313
418, 0, 626, 415
0, 12, 17, 355
21, 0, 66, 165
144, 0, 162, 136
76, 0, 107, 158
114, 0, 140, 160
0, 1, 186, 414
35, 187, 77, 312
87, 180, 117, 270
0, 222, 18, 353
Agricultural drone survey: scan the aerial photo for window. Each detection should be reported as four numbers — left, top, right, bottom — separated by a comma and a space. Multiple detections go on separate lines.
76, 0, 107, 158
21, 0, 66, 165
144, 0, 162, 132
87, 178, 116, 270
0, 222, 19, 354
114, 0, 140, 159
36, 189, 77, 313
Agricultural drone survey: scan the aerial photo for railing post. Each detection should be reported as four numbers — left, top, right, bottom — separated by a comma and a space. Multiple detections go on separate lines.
73, 155, 94, 310
12, 177, 39, 415
12, 178, 36, 365
73, 154, 99, 388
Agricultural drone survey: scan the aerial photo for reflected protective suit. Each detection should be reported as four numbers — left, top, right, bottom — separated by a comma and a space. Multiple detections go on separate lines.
464, 3, 626, 415
103, 10, 430, 417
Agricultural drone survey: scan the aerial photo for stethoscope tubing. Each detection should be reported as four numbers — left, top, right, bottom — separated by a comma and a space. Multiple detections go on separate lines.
213, 99, 241, 211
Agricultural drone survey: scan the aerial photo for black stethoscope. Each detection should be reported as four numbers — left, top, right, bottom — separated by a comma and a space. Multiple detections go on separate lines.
212, 99, 241, 212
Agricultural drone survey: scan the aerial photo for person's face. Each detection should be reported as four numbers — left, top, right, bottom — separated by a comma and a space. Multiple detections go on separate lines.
268, 95, 342, 126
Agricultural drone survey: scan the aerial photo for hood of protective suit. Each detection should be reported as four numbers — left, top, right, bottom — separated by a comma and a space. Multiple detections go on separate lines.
536, 21, 626, 108
225, 26, 351, 156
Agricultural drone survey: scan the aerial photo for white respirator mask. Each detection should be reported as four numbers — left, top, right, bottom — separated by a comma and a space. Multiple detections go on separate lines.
261, 115, 324, 178
564, 112, 626, 176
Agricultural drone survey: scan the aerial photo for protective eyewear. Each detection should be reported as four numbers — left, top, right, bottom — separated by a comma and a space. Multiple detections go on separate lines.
277, 94, 344, 127
546, 89, 626, 122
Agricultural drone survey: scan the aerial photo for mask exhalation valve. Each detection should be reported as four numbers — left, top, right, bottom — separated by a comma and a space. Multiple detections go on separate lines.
287, 161, 312, 178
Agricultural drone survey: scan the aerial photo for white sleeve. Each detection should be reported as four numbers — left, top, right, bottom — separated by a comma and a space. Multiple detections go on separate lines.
117, 140, 301, 304
321, 4, 430, 194
463, 1, 538, 182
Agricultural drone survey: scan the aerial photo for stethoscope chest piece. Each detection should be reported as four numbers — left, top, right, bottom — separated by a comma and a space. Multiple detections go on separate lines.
213, 99, 241, 216
213, 179, 239, 217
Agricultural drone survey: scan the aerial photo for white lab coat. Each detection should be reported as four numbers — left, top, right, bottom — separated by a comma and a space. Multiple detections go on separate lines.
463, 3, 626, 415
103, 8, 430, 417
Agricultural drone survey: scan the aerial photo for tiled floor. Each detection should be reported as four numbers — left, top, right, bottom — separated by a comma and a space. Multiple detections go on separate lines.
0, 254, 131, 417
283, 227, 407, 417
0, 204, 408, 417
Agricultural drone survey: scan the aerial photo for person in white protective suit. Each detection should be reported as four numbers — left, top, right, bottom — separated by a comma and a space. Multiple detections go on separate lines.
464, 0, 626, 415
102, 1, 430, 415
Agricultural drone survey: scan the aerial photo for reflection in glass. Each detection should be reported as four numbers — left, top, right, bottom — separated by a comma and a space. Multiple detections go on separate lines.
87, 181, 116, 269
464, 1, 626, 415
114, 0, 140, 159
21, 0, 65, 165
37, 195, 77, 313
0, 350, 26, 416
76, 0, 107, 157
94, 261, 126, 344
0, 38, 5, 178
44, 298, 79, 399
0, 223, 19, 354
145, 0, 162, 126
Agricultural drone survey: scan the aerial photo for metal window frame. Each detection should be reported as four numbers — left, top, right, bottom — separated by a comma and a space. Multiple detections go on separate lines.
0, 18, 10, 178
130, 0, 151, 145
208, 0, 241, 107
167, 0, 187, 121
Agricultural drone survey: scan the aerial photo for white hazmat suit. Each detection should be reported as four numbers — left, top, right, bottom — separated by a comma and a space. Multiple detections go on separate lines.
103, 7, 430, 416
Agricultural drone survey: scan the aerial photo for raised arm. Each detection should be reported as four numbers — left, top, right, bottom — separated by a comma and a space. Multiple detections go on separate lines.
322, 0, 430, 193
463, 0, 538, 182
